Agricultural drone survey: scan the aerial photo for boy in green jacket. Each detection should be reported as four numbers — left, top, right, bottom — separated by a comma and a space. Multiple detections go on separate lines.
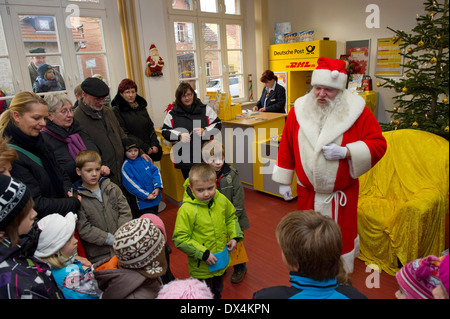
173, 163, 243, 299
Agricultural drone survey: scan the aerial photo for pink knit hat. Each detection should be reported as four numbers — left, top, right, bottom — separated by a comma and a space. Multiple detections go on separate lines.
140, 213, 167, 242
396, 255, 441, 299
439, 254, 449, 295
156, 278, 214, 299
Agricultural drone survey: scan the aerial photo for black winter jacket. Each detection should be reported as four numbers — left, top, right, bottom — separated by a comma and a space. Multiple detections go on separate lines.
3, 122, 80, 218
161, 102, 221, 170
42, 119, 99, 183
111, 93, 162, 162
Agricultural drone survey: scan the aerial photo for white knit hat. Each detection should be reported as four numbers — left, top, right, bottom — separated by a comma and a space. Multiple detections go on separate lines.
311, 57, 348, 90
35, 212, 77, 258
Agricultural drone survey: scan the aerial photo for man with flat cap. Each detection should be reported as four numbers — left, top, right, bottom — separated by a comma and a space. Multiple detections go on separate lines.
28, 47, 65, 89
74, 77, 128, 185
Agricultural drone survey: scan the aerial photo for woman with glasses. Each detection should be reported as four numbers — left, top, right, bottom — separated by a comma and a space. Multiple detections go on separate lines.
41, 93, 111, 184
162, 82, 222, 179
0, 91, 80, 218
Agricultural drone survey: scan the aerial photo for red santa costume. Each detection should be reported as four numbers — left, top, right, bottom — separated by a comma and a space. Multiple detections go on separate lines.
272, 57, 387, 273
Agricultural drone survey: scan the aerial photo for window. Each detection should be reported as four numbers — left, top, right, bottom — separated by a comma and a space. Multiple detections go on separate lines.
168, 0, 245, 101
0, 1, 122, 103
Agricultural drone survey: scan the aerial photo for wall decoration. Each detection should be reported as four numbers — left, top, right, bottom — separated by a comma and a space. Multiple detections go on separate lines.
146, 43, 164, 77
346, 40, 370, 75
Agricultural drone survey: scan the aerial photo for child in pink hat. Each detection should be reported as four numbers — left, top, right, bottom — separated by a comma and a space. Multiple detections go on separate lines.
395, 255, 441, 299
432, 254, 449, 299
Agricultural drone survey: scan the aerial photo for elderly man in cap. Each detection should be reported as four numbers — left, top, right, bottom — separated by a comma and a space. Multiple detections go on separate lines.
28, 47, 65, 89
74, 77, 132, 186
272, 57, 387, 274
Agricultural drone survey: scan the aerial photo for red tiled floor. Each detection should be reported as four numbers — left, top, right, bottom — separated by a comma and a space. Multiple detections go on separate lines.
158, 187, 398, 299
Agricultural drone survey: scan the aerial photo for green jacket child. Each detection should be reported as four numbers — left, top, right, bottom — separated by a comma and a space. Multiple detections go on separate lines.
173, 177, 244, 280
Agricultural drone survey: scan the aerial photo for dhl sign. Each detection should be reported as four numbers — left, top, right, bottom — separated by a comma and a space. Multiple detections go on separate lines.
269, 40, 336, 72
286, 61, 316, 69
269, 58, 318, 72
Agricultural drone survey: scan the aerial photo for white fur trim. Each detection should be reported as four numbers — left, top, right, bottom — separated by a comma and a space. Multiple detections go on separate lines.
341, 236, 360, 274
311, 69, 347, 90
272, 165, 294, 185
346, 140, 372, 178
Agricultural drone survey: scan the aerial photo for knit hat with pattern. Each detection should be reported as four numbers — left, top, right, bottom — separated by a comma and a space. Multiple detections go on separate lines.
0, 175, 31, 231
113, 218, 167, 279
396, 255, 441, 299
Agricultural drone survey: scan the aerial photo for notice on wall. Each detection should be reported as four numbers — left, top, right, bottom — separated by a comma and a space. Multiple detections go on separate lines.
375, 38, 403, 76
346, 40, 370, 75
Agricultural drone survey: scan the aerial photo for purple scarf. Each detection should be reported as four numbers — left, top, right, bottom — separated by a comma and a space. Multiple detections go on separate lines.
42, 127, 87, 160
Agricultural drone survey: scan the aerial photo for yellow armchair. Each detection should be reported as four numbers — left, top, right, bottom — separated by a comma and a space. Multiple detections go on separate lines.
357, 129, 449, 275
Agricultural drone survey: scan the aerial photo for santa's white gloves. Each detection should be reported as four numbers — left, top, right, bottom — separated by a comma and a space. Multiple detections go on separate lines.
279, 184, 293, 201
322, 143, 348, 160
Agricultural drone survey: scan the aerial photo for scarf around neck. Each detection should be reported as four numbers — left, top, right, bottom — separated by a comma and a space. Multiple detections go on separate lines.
42, 126, 87, 160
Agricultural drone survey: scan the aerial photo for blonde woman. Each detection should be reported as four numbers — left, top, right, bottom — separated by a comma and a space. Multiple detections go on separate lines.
0, 91, 80, 218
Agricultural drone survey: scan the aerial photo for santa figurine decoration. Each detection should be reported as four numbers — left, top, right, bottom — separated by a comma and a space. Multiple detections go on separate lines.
146, 44, 164, 77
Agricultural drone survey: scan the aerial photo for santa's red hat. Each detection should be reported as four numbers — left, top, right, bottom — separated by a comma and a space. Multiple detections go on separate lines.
149, 44, 156, 51
311, 57, 347, 90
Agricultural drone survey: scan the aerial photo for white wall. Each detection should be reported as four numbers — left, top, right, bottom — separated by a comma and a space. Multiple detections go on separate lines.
134, 0, 173, 128
267, 0, 426, 122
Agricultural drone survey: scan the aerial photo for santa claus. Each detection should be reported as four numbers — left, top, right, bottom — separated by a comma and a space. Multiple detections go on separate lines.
272, 57, 387, 274
146, 44, 164, 77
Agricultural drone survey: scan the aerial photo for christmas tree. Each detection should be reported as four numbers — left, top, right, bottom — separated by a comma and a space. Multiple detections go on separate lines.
376, 0, 449, 140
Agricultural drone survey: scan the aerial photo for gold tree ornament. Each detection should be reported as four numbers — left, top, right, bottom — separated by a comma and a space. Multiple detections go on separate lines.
418, 40, 425, 47
445, 126, 449, 133
412, 121, 419, 128
402, 87, 408, 93
430, 57, 438, 63
376, 82, 381, 87
443, 97, 449, 104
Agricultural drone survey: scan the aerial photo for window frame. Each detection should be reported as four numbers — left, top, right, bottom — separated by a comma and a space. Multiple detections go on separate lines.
0, 0, 124, 103
166, 0, 246, 102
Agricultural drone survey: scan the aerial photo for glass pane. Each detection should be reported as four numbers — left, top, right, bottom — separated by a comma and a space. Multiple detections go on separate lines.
0, 58, 15, 97
206, 77, 222, 93
177, 51, 197, 79
204, 51, 221, 77
174, 22, 195, 49
225, 0, 240, 15
180, 79, 198, 92
172, 0, 194, 11
0, 15, 7, 56
202, 23, 220, 50
0, 16, 14, 98
227, 50, 242, 74
226, 24, 242, 49
30, 56, 66, 93
200, 0, 217, 13
229, 75, 242, 98
77, 54, 108, 85
71, 17, 104, 52
19, 15, 60, 55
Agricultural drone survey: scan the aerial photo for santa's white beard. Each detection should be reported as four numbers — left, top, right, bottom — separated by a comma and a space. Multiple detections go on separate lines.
308, 90, 343, 131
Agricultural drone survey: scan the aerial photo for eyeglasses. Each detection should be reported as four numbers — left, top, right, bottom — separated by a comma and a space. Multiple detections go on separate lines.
182, 92, 193, 99
57, 108, 75, 116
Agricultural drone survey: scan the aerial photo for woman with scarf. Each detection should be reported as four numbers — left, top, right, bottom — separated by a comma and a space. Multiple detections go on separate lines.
41, 93, 110, 183
0, 91, 80, 218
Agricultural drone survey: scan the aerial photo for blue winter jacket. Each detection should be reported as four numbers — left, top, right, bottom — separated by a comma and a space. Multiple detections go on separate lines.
121, 157, 162, 209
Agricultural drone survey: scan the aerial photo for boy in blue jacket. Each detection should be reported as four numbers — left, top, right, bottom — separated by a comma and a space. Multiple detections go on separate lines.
253, 210, 367, 299
121, 138, 162, 216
